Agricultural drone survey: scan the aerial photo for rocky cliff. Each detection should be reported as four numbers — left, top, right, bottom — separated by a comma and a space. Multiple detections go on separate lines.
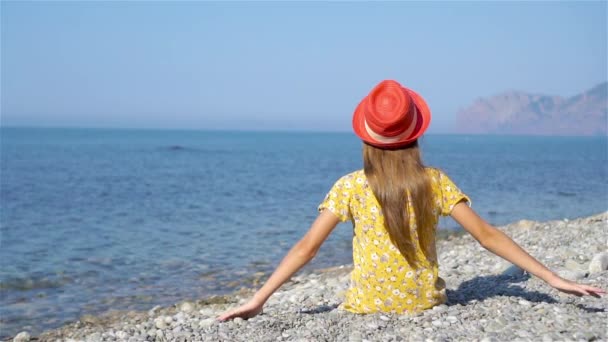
455, 82, 607, 135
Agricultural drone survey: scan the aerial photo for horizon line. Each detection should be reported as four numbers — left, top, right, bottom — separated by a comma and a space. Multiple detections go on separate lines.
1, 125, 606, 138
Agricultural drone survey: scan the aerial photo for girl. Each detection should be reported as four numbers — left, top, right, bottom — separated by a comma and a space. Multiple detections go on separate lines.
218, 80, 604, 320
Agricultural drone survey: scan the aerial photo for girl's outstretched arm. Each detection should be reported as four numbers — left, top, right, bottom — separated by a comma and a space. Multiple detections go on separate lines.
217, 209, 341, 321
450, 202, 605, 297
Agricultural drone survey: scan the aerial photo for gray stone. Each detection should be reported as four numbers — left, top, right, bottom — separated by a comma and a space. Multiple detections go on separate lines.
565, 259, 586, 271
516, 330, 531, 338
13, 332, 30, 342
180, 301, 195, 313
479, 338, 498, 342
85, 332, 102, 342
148, 305, 162, 316
589, 252, 608, 273
485, 321, 503, 333
515, 219, 535, 229
154, 317, 167, 329
541, 333, 553, 342
518, 299, 531, 307
199, 318, 215, 328
366, 322, 379, 330
80, 314, 101, 325
558, 269, 587, 280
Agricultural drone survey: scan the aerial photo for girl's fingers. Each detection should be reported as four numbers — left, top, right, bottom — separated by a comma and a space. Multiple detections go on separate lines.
583, 285, 605, 294
576, 284, 603, 297
582, 286, 604, 298
217, 309, 236, 321
554, 278, 605, 298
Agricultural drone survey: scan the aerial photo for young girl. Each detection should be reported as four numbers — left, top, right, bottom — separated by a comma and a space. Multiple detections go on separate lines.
218, 80, 604, 320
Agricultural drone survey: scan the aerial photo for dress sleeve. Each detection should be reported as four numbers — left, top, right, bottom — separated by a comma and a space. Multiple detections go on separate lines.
317, 174, 353, 222
437, 170, 471, 216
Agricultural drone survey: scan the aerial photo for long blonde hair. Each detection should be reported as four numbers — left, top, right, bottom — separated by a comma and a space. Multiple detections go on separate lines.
363, 141, 435, 267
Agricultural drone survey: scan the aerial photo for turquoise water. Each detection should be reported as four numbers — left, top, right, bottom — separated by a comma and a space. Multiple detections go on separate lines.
1, 128, 606, 337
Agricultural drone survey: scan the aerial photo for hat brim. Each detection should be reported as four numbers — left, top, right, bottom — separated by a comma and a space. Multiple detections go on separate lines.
352, 87, 431, 149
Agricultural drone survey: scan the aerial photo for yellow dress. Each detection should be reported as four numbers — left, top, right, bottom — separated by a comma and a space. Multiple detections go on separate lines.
318, 168, 470, 314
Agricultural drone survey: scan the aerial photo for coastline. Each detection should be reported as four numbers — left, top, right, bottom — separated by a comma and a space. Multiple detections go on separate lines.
11, 212, 608, 342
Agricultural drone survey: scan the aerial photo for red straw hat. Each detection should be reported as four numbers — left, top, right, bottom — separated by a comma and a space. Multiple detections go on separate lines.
352, 80, 431, 148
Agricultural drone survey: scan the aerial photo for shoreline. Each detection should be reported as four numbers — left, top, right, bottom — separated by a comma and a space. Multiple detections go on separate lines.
9, 212, 608, 341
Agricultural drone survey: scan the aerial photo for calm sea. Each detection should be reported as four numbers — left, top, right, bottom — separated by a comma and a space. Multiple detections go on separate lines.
1, 127, 606, 338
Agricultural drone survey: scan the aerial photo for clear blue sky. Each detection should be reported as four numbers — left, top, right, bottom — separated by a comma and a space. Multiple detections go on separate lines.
1, 1, 606, 132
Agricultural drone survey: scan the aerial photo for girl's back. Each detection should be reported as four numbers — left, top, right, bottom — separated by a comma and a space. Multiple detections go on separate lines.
320, 167, 468, 313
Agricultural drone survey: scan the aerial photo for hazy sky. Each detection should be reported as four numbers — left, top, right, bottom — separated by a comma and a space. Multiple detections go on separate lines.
2, 1, 606, 132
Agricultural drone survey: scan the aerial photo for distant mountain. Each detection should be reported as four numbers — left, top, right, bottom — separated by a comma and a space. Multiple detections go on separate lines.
455, 82, 607, 136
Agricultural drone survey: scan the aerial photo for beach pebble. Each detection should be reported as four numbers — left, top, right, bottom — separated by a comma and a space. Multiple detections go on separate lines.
349, 331, 363, 342
80, 314, 100, 325
515, 219, 535, 229
588, 252, 608, 273
518, 300, 531, 307
558, 269, 587, 280
12, 331, 30, 342
180, 301, 195, 313
85, 332, 101, 342
148, 305, 161, 316
154, 317, 167, 329
199, 318, 215, 328
565, 259, 586, 271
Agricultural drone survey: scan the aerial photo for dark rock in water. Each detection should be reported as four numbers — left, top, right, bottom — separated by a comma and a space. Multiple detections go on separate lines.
80, 314, 101, 325
196, 295, 236, 305
0, 276, 69, 291
557, 191, 576, 197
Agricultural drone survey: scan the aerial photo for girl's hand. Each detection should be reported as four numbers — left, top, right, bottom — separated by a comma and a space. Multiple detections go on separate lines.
547, 275, 605, 297
217, 298, 264, 321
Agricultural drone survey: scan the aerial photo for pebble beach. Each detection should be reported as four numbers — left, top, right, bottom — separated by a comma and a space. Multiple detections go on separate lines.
10, 212, 608, 342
